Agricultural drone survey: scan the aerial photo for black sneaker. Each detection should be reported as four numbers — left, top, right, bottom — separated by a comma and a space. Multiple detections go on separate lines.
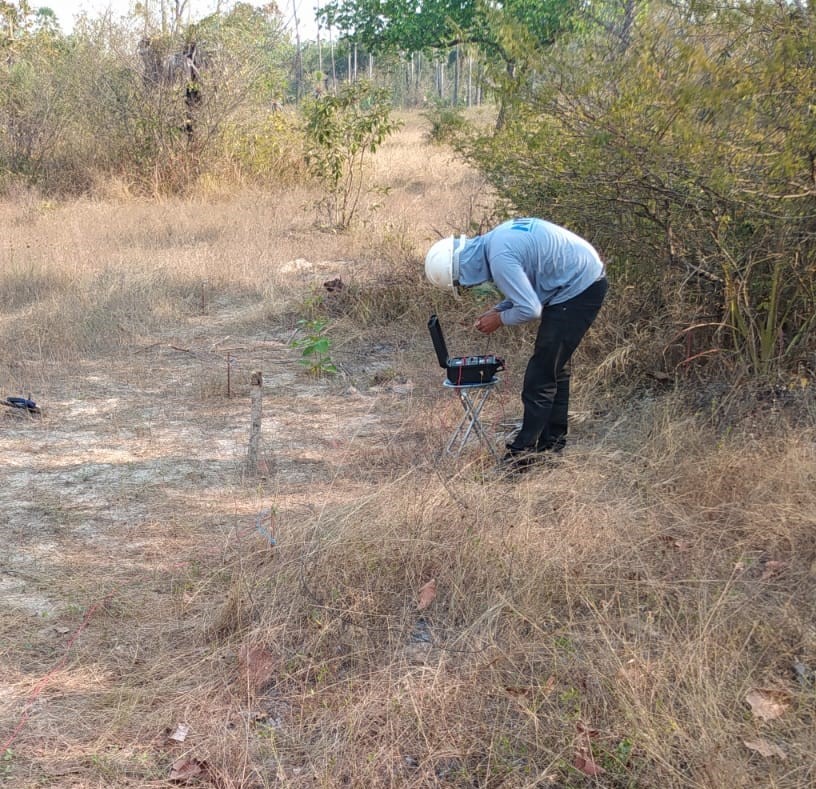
498, 449, 539, 476
499, 446, 564, 477
535, 438, 566, 454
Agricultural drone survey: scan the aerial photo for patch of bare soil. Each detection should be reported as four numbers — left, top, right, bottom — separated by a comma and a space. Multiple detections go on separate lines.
0, 288, 456, 787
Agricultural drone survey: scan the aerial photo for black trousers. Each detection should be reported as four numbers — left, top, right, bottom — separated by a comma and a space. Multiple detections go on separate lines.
508, 277, 608, 453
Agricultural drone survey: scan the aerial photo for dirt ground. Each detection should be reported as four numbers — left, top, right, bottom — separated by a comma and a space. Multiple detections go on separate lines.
0, 267, 470, 784
4, 258, 815, 789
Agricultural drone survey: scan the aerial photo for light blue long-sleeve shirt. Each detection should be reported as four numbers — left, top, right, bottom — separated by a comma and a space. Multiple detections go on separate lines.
457, 218, 604, 325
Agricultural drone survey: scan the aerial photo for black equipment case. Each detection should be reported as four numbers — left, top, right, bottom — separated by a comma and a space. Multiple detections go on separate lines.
428, 314, 505, 385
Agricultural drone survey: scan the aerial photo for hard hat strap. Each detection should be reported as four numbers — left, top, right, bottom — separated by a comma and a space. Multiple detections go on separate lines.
452, 234, 466, 287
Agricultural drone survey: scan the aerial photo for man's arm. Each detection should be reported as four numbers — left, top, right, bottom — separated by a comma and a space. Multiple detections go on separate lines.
490, 257, 542, 325
474, 309, 502, 334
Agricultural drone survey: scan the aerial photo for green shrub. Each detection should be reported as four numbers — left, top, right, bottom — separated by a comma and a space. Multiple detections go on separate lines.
422, 101, 467, 145
301, 81, 402, 229
290, 318, 338, 376
214, 110, 307, 186
460, 1, 816, 379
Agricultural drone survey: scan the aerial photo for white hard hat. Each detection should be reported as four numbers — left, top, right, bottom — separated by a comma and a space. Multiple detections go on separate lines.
424, 235, 467, 291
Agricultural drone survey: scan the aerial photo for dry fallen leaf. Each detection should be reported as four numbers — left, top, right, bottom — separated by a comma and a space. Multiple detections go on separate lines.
169, 757, 205, 781
238, 643, 277, 693
573, 748, 604, 776
391, 380, 415, 395
417, 579, 437, 611
504, 686, 532, 697
168, 723, 190, 743
745, 689, 789, 721
506, 675, 555, 698
760, 560, 787, 581
744, 738, 787, 759
575, 721, 601, 739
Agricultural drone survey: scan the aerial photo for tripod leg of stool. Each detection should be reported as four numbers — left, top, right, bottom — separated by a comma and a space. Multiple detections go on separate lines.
445, 396, 473, 456
470, 413, 501, 461
442, 382, 500, 461
455, 390, 480, 448
469, 387, 501, 461
445, 419, 468, 456
448, 388, 499, 460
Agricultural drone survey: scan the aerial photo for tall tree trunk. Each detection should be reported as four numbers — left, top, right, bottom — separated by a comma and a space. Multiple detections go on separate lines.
477, 62, 482, 106
329, 28, 337, 93
495, 60, 515, 130
172, 0, 187, 34
619, 0, 636, 54
316, 4, 323, 77
467, 52, 472, 107
292, 0, 303, 100
453, 46, 459, 106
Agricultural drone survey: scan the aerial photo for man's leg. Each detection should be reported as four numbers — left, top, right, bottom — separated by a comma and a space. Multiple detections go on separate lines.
507, 278, 608, 454
537, 362, 570, 452
507, 317, 568, 452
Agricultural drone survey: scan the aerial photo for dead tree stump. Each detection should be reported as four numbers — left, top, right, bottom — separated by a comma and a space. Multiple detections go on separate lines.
247, 370, 263, 473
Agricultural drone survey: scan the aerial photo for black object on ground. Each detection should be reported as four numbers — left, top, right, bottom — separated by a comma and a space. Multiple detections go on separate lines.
3, 396, 41, 414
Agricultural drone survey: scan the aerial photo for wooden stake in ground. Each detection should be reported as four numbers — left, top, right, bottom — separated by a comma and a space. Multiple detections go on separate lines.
247, 370, 263, 473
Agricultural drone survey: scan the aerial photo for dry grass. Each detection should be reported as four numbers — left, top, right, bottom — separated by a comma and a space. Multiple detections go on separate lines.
1, 112, 815, 789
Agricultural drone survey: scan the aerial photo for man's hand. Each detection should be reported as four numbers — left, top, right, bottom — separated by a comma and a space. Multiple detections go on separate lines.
474, 309, 502, 334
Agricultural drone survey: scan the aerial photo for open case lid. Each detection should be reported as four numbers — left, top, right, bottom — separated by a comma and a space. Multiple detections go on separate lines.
427, 314, 449, 368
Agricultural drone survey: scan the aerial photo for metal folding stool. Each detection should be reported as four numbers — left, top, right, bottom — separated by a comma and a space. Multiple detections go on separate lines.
442, 377, 501, 462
